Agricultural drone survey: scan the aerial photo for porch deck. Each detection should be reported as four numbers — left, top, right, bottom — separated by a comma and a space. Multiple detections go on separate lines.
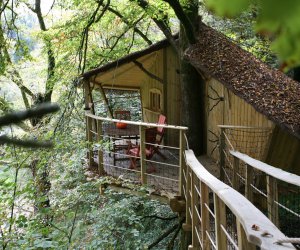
95, 147, 180, 193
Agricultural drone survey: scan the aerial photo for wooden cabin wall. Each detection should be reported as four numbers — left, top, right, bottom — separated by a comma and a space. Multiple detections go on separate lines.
266, 127, 300, 175
140, 48, 181, 147
141, 50, 164, 123
206, 78, 274, 161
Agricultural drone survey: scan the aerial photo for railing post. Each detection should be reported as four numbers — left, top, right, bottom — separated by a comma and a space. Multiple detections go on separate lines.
267, 175, 279, 227
96, 119, 104, 175
245, 164, 253, 202
183, 165, 192, 231
236, 221, 256, 250
190, 172, 199, 249
219, 127, 225, 182
200, 182, 210, 250
214, 194, 227, 250
86, 115, 93, 167
233, 156, 239, 190
179, 130, 184, 196
139, 125, 147, 184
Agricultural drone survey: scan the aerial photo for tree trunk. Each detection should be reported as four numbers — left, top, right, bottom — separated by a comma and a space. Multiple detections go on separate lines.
179, 1, 206, 156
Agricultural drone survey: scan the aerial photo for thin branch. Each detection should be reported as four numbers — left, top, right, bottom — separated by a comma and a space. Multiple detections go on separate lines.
0, 103, 59, 127
67, 202, 79, 249
105, 5, 152, 45
5, 144, 30, 249
148, 222, 179, 249
49, 222, 69, 238
0, 135, 53, 148
78, 0, 108, 74
167, 219, 182, 249
132, 0, 178, 53
0, 0, 10, 15
133, 60, 164, 83
127, 30, 136, 53
142, 215, 177, 221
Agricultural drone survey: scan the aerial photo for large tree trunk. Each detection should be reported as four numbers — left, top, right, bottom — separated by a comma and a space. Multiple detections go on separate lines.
179, 1, 206, 156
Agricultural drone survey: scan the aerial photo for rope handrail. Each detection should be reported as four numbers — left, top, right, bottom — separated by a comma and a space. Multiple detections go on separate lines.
85, 112, 188, 131
229, 150, 300, 187
184, 149, 293, 250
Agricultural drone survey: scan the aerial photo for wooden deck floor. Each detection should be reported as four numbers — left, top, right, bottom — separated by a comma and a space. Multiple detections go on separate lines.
95, 148, 181, 194
93, 148, 220, 195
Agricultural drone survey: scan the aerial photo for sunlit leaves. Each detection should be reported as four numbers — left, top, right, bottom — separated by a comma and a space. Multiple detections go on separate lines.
204, 0, 300, 67
255, 0, 300, 66
205, 0, 251, 17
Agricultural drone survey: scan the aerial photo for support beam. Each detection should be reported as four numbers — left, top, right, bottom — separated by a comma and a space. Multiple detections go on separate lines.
99, 83, 113, 118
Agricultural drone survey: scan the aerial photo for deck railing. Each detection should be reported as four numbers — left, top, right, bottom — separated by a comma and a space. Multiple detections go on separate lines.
85, 112, 188, 193
229, 151, 300, 238
183, 150, 293, 249
218, 125, 300, 238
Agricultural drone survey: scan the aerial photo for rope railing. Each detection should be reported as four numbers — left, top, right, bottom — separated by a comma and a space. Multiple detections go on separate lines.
183, 149, 294, 250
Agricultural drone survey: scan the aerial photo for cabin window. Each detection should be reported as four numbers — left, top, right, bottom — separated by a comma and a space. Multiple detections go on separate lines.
149, 88, 162, 111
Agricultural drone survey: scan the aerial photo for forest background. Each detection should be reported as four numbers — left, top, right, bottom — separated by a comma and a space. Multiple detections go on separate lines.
0, 0, 299, 249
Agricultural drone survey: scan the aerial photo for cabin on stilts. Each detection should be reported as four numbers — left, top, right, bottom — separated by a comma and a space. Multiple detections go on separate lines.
79, 21, 300, 248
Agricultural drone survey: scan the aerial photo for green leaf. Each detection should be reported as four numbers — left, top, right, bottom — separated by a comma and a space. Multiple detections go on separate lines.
205, 0, 251, 17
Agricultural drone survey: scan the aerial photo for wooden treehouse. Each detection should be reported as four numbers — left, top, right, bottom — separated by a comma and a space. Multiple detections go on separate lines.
79, 22, 300, 249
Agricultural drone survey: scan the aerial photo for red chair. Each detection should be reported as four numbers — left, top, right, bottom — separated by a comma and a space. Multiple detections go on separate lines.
127, 114, 166, 172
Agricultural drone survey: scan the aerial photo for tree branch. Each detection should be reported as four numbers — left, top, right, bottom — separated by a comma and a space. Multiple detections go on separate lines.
0, 135, 53, 148
133, 60, 164, 83
105, 5, 152, 45
78, 0, 108, 73
132, 0, 179, 53
162, 0, 197, 44
148, 223, 178, 249
25, 0, 56, 102
142, 214, 177, 220
0, 0, 10, 15
0, 103, 59, 127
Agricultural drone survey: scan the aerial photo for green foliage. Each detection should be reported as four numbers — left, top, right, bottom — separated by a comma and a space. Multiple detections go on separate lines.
205, 0, 251, 17
204, 0, 300, 67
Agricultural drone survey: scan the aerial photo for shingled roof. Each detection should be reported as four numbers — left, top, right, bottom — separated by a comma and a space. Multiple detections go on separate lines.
185, 22, 300, 139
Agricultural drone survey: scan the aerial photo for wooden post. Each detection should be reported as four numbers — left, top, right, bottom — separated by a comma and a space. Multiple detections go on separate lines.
139, 125, 146, 184
267, 175, 279, 227
179, 130, 185, 196
191, 172, 199, 249
233, 156, 239, 190
236, 221, 256, 250
99, 83, 113, 118
219, 127, 225, 181
83, 80, 91, 111
245, 164, 253, 202
214, 194, 227, 250
183, 166, 192, 231
200, 182, 210, 250
86, 115, 93, 167
96, 119, 104, 175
